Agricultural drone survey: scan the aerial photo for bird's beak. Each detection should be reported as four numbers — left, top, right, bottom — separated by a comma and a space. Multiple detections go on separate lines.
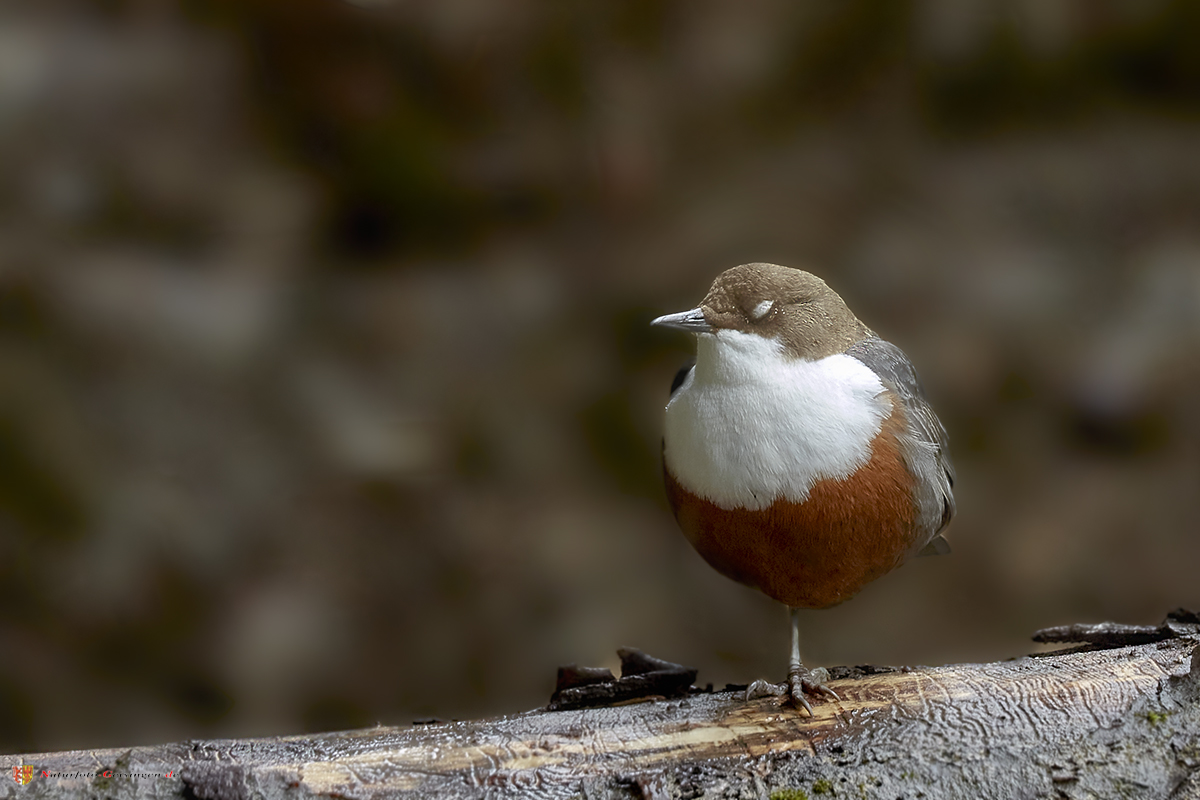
651, 307, 711, 333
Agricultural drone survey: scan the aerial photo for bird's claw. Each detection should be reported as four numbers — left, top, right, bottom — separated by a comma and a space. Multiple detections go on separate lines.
744, 679, 788, 700
745, 669, 838, 716
788, 666, 838, 716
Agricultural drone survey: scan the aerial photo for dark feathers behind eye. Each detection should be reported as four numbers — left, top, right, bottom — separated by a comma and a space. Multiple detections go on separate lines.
670, 364, 694, 396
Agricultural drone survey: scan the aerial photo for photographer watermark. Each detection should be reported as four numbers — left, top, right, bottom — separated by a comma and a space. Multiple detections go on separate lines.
11, 765, 176, 784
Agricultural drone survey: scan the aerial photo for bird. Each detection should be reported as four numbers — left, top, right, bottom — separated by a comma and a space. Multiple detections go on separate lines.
651, 263, 955, 714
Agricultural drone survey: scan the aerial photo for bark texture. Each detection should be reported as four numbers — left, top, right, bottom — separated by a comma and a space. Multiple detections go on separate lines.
4, 618, 1199, 800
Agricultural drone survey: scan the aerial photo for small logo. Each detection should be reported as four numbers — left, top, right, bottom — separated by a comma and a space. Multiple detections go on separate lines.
12, 765, 35, 785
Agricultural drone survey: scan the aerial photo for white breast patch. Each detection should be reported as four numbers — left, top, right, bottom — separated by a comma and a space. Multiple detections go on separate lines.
664, 329, 890, 511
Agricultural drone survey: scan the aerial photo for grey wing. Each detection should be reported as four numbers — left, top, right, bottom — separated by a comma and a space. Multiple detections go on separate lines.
846, 337, 956, 545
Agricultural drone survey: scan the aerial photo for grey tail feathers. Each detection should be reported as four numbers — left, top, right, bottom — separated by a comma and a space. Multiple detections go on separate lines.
918, 534, 952, 557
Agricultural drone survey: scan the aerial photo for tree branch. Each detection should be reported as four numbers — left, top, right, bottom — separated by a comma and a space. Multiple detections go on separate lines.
6, 612, 1199, 800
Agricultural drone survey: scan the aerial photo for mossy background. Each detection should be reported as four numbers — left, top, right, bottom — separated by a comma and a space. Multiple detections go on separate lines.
2, 0, 1199, 753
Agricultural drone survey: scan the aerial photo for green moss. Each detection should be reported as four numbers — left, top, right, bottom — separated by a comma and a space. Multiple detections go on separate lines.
812, 778, 834, 794
770, 789, 809, 800
1144, 710, 1172, 725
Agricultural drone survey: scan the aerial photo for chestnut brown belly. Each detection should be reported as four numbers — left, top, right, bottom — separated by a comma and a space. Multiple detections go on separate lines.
664, 431, 920, 609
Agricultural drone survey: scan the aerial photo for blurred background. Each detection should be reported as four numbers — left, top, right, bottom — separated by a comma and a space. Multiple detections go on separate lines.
3, 0, 1199, 754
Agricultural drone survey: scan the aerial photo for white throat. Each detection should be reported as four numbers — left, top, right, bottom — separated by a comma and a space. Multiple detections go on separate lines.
664, 329, 889, 511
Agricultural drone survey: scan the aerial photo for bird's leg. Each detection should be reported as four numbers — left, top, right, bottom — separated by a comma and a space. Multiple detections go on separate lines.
785, 607, 838, 714
746, 608, 838, 715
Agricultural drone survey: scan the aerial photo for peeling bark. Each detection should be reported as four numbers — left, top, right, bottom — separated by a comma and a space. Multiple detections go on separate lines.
5, 615, 1199, 800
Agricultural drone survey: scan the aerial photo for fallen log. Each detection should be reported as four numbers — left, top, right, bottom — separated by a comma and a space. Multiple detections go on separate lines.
5, 611, 1199, 800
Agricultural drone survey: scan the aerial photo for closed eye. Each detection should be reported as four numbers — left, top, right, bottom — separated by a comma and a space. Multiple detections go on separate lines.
750, 300, 773, 320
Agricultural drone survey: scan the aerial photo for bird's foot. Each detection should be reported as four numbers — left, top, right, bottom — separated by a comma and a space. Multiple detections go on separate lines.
745, 668, 838, 716
744, 679, 788, 700
789, 665, 838, 715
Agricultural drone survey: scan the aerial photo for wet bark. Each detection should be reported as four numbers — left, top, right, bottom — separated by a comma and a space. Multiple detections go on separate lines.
7, 614, 1200, 800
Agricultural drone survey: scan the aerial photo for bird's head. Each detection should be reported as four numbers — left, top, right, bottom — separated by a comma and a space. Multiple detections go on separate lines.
651, 263, 872, 360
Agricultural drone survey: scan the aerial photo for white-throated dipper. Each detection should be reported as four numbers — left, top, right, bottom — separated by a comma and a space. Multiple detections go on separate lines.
652, 263, 956, 714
